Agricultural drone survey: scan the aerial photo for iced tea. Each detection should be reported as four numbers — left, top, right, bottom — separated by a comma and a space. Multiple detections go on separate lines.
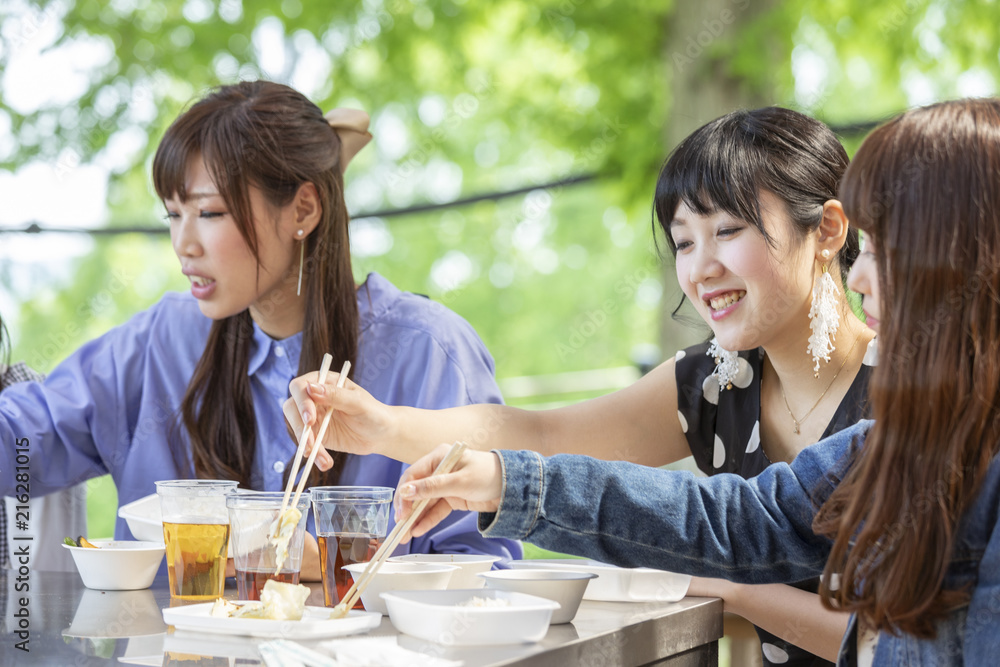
318, 533, 383, 608
234, 568, 300, 601
163, 521, 230, 600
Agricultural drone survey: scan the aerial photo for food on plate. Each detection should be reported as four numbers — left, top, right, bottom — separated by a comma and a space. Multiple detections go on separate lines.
457, 596, 512, 608
209, 579, 311, 621
64, 536, 99, 548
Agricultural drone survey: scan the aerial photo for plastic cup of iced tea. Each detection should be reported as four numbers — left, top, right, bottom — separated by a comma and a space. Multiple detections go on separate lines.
226, 490, 310, 600
310, 486, 393, 609
156, 480, 238, 600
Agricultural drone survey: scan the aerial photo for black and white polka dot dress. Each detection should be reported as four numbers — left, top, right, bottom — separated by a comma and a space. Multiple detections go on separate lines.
675, 339, 877, 667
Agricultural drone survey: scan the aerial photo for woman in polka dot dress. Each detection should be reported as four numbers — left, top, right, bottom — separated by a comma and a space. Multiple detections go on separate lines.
288, 107, 875, 666
666, 109, 876, 666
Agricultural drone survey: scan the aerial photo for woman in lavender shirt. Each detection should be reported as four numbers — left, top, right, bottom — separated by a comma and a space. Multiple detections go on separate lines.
0, 81, 519, 580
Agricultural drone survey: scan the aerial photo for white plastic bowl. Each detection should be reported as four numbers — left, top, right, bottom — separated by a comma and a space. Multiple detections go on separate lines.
342, 561, 458, 615
387, 553, 500, 589
62, 540, 165, 590
117, 494, 164, 543
478, 569, 596, 623
381, 589, 559, 645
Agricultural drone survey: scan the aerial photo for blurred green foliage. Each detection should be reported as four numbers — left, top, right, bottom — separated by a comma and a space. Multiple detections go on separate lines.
4, 0, 678, 379
6, 0, 1000, 378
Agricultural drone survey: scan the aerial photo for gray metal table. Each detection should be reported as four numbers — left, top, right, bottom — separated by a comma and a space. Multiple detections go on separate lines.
2, 571, 722, 665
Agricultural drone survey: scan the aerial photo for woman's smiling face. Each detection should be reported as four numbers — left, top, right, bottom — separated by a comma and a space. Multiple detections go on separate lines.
669, 191, 816, 351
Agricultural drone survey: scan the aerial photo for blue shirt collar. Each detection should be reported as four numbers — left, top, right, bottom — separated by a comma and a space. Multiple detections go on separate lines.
246, 272, 396, 376
247, 320, 304, 377
357, 271, 401, 334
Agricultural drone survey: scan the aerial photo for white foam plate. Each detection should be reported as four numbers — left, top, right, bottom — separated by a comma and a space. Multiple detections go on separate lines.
162, 602, 381, 639
508, 559, 691, 602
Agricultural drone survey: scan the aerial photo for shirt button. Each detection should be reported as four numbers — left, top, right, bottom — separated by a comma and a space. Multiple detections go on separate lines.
273, 460, 286, 474
274, 346, 285, 358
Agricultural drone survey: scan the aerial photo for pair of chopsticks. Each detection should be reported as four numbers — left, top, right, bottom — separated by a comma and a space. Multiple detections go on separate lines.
277, 353, 351, 526
332, 440, 469, 618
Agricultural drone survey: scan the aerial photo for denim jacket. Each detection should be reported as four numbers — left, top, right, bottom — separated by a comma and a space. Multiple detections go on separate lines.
480, 420, 1000, 666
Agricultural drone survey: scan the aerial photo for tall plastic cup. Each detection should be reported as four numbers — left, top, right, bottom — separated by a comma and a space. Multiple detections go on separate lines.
311, 486, 393, 608
156, 480, 238, 600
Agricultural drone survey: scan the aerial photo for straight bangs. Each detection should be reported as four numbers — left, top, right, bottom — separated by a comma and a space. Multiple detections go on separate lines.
152, 97, 260, 260
654, 111, 769, 252
653, 108, 848, 267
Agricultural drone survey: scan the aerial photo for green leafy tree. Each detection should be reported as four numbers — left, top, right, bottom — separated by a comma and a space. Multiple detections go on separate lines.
4, 0, 1000, 540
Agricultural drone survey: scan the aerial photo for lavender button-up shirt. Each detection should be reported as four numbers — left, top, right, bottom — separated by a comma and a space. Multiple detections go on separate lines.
0, 272, 520, 560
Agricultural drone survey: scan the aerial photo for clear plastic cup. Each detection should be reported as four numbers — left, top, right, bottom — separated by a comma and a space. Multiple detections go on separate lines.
311, 486, 393, 608
155, 480, 238, 600
226, 490, 310, 600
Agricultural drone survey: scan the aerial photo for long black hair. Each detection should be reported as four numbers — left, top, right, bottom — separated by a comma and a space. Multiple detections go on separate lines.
654, 107, 856, 282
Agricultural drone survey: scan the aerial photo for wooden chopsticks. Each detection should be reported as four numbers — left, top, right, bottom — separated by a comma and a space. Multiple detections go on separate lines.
277, 354, 332, 524
290, 359, 351, 511
331, 441, 469, 617
275, 354, 350, 528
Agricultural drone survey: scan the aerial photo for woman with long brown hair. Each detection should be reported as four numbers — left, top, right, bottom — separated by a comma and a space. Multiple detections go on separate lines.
0, 80, 520, 581
388, 98, 1000, 664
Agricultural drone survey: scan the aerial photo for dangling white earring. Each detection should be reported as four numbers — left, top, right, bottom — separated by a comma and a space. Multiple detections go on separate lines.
807, 249, 840, 377
707, 337, 738, 391
296, 230, 305, 297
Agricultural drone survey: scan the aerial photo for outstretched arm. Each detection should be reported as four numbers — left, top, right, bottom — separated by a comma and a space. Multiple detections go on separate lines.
396, 421, 869, 581
687, 577, 847, 662
285, 357, 690, 468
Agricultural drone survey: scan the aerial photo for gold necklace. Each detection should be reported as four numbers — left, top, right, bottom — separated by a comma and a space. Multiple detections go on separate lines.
779, 334, 863, 435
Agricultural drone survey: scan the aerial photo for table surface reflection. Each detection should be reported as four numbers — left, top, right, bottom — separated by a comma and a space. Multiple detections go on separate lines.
2, 571, 722, 666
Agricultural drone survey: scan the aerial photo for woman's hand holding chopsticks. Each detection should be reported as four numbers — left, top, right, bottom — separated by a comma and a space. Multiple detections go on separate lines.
393, 444, 504, 540
283, 370, 394, 470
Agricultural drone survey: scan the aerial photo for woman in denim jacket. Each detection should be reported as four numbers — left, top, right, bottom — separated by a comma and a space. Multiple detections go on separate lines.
394, 98, 1000, 666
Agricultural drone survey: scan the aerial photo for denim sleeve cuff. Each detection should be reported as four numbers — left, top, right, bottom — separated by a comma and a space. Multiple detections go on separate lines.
478, 449, 544, 539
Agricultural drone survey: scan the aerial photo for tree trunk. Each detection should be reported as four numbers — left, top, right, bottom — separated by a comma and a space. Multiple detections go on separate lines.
658, 0, 780, 359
